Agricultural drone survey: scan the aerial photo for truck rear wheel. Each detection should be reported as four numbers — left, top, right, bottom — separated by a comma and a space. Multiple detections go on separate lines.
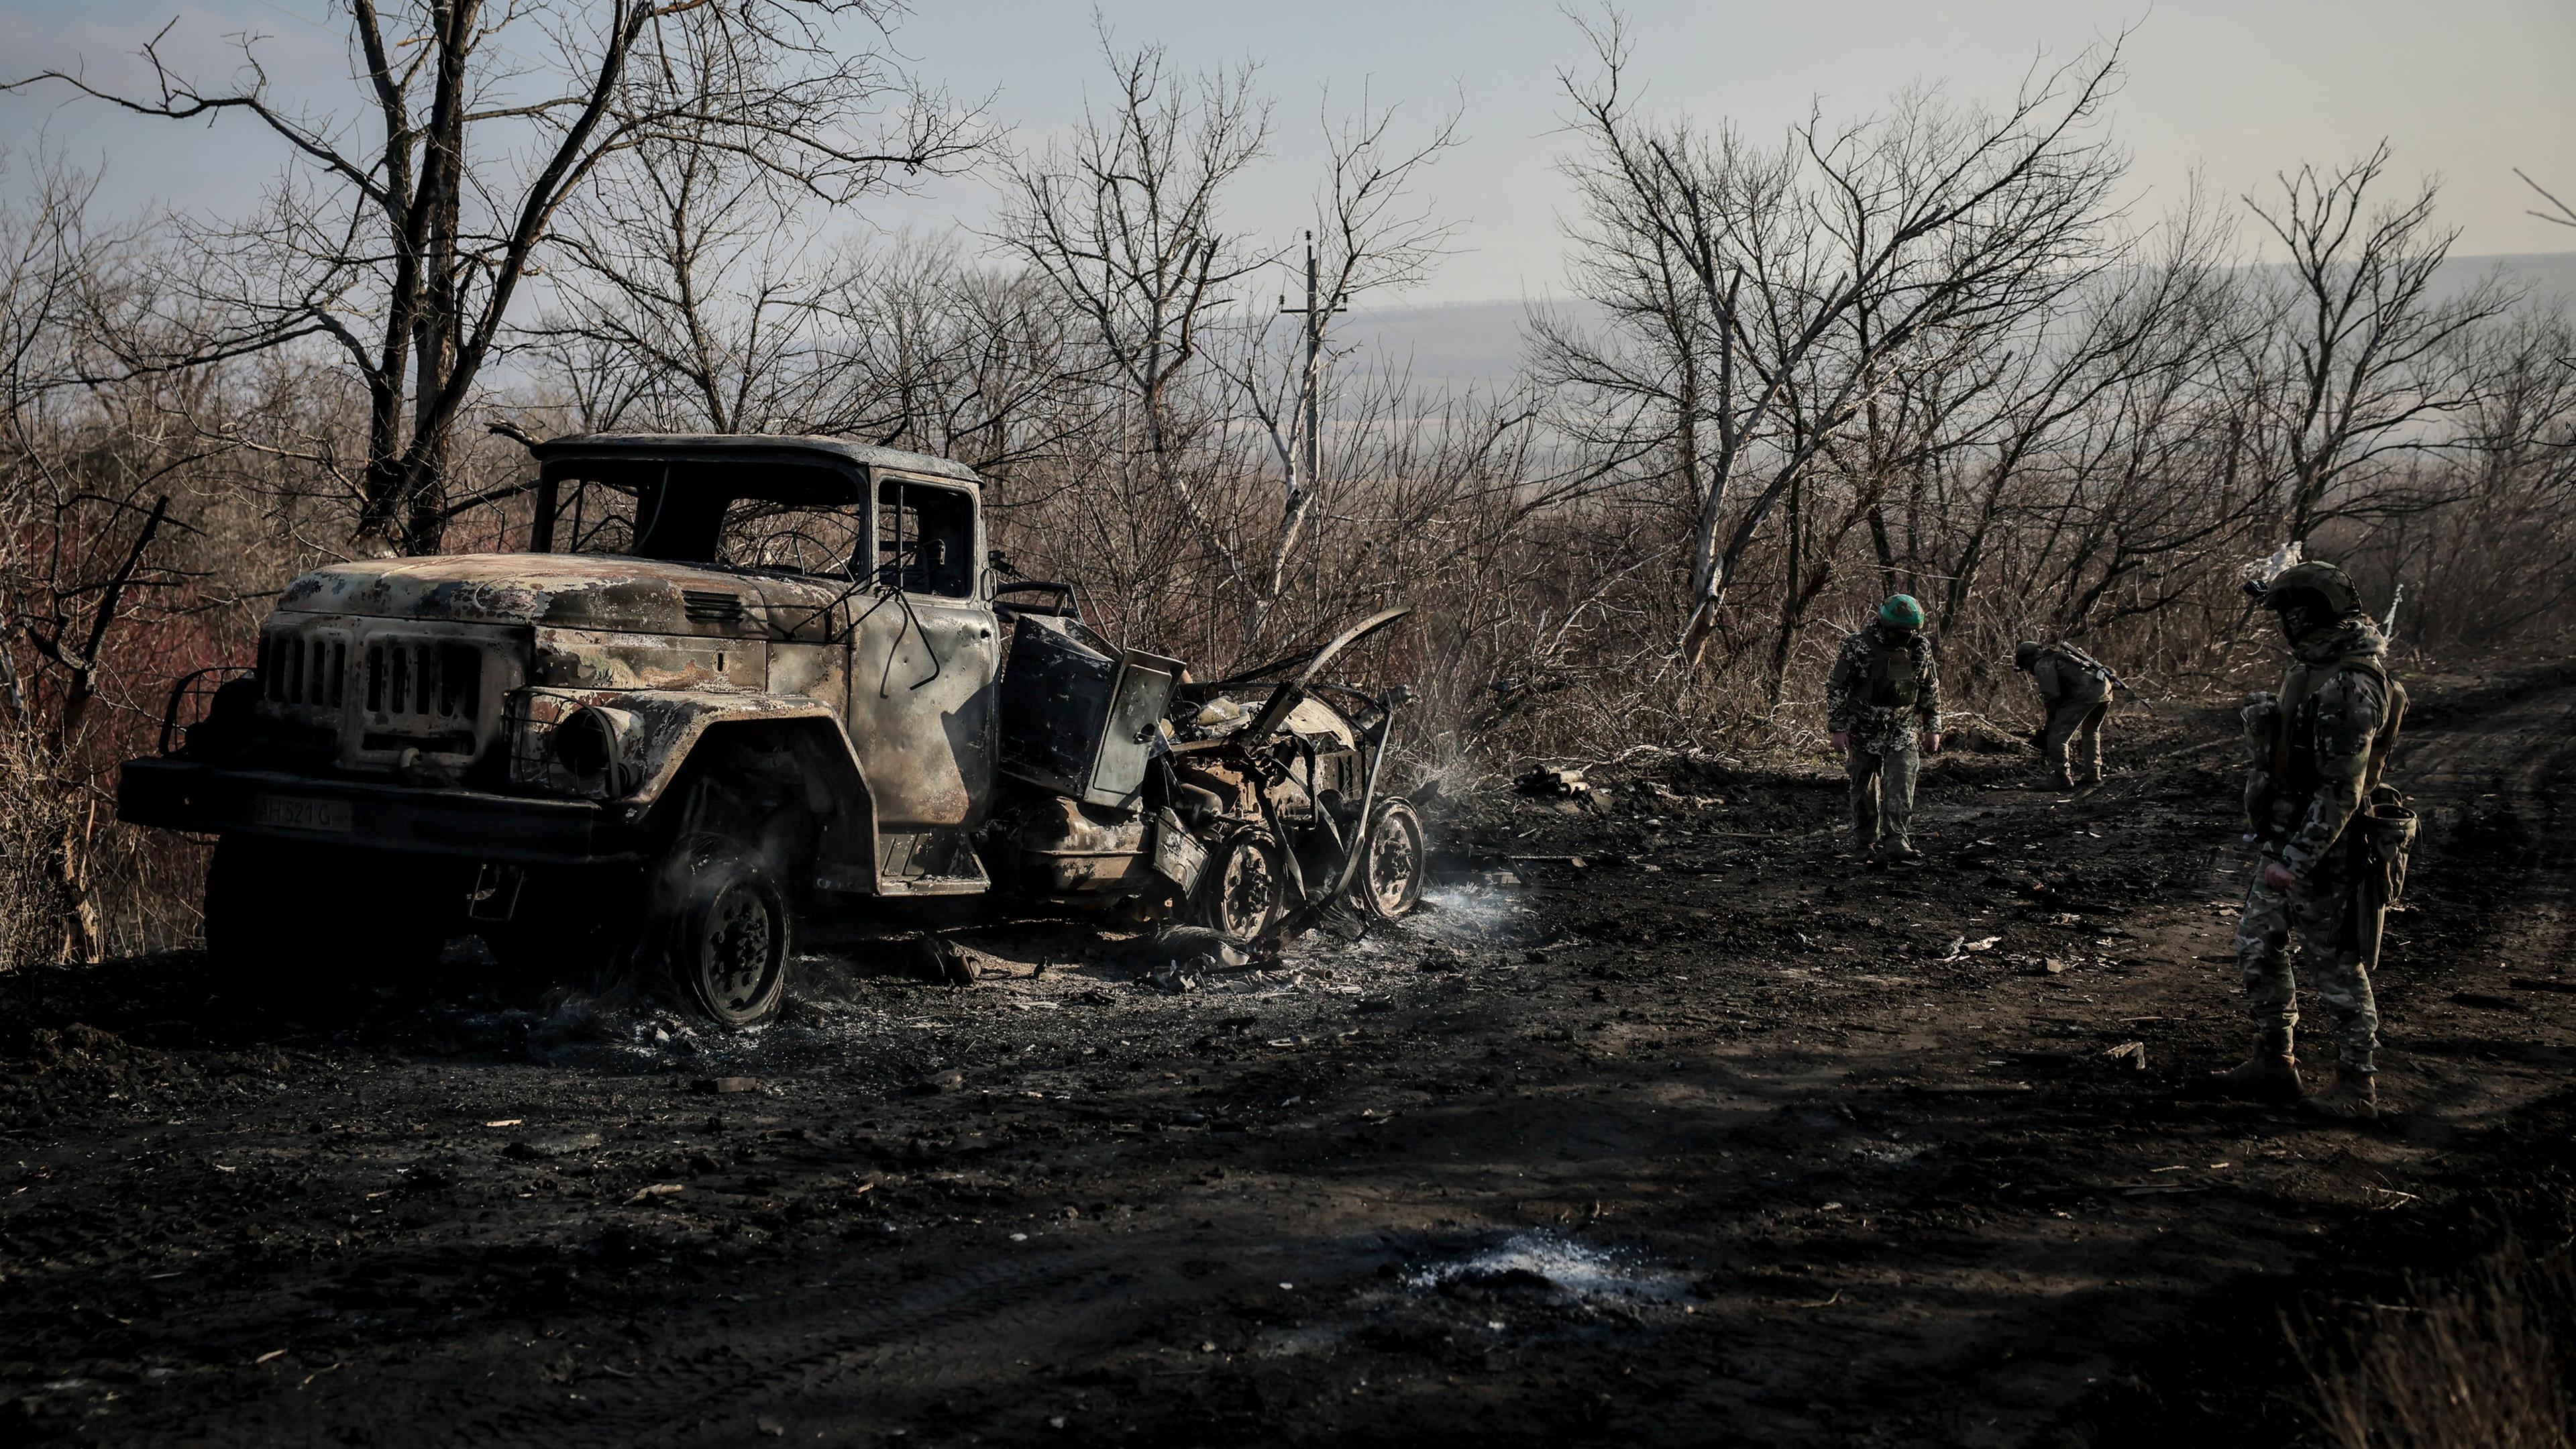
1193, 830, 1284, 938
1347, 798, 1428, 921
645, 833, 792, 1029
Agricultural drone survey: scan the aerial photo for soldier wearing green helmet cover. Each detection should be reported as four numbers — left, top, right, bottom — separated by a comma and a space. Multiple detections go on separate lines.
1826, 594, 1943, 864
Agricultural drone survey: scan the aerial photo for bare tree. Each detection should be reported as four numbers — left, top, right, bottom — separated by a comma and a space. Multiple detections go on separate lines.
2517, 168, 2576, 230
994, 28, 1276, 602
1541, 10, 2129, 665
9, 1, 982, 555
2242, 144, 2514, 540
0, 153, 225, 964
1224, 87, 1463, 647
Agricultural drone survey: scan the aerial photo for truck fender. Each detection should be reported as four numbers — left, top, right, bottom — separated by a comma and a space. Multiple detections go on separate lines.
528, 688, 879, 892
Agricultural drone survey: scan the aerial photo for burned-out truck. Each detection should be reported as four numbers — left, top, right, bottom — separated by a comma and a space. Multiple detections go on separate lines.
118, 434, 1426, 1025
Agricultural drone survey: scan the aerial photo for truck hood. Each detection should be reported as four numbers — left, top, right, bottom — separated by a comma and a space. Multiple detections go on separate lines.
275, 554, 820, 636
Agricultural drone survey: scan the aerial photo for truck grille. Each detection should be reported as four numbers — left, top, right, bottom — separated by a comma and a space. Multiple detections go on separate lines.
361, 639, 487, 754
262, 633, 347, 710
682, 589, 746, 623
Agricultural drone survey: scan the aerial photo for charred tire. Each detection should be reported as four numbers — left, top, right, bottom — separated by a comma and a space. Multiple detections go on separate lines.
204, 836, 451, 987
1193, 830, 1285, 938
1347, 797, 1428, 921
645, 833, 792, 1030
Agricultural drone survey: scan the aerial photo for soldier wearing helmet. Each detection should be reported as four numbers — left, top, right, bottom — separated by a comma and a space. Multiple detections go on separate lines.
1826, 594, 1944, 865
2013, 639, 2115, 790
2210, 559, 2409, 1120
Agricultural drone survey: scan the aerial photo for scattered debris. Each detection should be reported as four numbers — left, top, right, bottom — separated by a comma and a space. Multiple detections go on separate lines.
692, 1077, 760, 1095
1516, 766, 1611, 815
2102, 1041, 2148, 1070
911, 937, 978, 987
2450, 991, 2523, 1012
626, 1183, 686, 1204
1135, 926, 1253, 993
1517, 766, 1591, 798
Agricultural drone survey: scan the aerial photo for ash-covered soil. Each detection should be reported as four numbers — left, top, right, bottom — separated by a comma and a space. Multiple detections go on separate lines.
9, 665, 2576, 1447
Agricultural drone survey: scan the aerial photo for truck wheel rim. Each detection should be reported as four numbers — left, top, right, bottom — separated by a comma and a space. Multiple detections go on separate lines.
1215, 841, 1279, 936
699, 883, 779, 1020
1364, 808, 1424, 916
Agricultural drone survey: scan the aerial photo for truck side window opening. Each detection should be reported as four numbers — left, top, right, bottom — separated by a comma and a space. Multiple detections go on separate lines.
549, 476, 642, 556
716, 498, 868, 577
879, 480, 973, 597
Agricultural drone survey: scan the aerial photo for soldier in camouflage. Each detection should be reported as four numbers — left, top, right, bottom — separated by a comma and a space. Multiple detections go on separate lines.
2209, 559, 2407, 1121
2014, 641, 2114, 788
1827, 594, 1943, 865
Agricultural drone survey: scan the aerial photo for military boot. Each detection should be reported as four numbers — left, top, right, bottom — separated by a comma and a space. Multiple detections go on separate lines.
1876, 838, 1921, 865
2198, 1035, 2303, 1102
2304, 1065, 2379, 1121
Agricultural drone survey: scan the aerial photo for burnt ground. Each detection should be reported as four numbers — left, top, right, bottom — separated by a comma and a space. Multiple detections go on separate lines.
7, 664, 2576, 1447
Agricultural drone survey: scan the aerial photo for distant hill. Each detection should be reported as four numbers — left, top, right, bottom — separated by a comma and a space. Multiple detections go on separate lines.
1341, 251, 2576, 398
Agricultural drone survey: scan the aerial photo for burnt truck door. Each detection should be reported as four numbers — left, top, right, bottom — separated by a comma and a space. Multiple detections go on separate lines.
849, 472, 1000, 892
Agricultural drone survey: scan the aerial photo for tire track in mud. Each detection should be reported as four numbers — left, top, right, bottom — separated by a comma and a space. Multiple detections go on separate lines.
452, 1249, 1132, 1448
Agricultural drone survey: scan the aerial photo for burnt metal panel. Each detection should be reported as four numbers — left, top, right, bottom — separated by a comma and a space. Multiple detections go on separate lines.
997, 615, 1182, 811
531, 431, 981, 487
117, 758, 620, 864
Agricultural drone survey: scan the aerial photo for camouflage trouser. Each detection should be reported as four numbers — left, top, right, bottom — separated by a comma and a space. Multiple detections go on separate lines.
2235, 842, 2380, 1070
2043, 697, 2108, 784
1845, 740, 1919, 856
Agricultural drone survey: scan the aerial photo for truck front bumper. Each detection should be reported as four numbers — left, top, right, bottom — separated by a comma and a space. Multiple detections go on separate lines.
117, 758, 632, 865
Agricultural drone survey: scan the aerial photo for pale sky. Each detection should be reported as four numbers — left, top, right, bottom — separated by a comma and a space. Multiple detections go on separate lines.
3, 0, 2570, 305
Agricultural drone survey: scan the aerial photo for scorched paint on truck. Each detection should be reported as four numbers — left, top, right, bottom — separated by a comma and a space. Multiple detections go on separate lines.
118, 434, 1426, 1025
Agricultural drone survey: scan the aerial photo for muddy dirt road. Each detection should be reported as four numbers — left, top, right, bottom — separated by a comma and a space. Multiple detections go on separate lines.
9, 667, 2576, 1447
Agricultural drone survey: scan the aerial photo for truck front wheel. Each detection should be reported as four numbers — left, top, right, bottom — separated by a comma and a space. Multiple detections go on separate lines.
645, 832, 792, 1029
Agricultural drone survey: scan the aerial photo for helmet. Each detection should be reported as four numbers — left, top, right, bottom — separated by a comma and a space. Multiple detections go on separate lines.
2014, 641, 2041, 670
1878, 594, 1925, 630
2259, 560, 2361, 618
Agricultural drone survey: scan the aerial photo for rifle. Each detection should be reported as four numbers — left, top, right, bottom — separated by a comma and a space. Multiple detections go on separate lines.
2104, 669, 2153, 708
2061, 644, 2153, 708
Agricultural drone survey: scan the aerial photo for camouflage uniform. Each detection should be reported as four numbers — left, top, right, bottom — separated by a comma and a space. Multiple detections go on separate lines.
1826, 622, 1941, 859
2026, 644, 2112, 786
2235, 619, 2397, 1073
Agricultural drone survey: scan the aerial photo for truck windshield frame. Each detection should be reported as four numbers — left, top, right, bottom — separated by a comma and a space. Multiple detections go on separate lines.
535, 458, 869, 572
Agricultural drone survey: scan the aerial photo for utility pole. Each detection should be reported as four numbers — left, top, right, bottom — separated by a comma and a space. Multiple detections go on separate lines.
1278, 229, 1346, 510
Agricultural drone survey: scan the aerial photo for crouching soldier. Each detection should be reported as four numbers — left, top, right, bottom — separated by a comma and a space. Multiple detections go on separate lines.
2210, 561, 2411, 1120
2014, 640, 2114, 788
1827, 594, 1943, 865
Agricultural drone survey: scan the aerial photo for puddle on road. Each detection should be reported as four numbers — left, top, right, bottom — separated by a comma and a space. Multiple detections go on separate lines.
1401, 1231, 1693, 1306
1251, 1232, 1695, 1360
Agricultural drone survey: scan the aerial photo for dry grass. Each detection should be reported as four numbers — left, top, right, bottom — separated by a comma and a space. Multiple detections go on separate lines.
2297, 1244, 2576, 1449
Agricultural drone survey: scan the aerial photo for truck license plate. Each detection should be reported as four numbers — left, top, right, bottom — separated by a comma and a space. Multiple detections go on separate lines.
251, 794, 352, 833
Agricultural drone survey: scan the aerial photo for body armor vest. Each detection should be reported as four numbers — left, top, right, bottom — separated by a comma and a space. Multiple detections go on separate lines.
2272, 651, 2404, 794
1866, 634, 1925, 710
